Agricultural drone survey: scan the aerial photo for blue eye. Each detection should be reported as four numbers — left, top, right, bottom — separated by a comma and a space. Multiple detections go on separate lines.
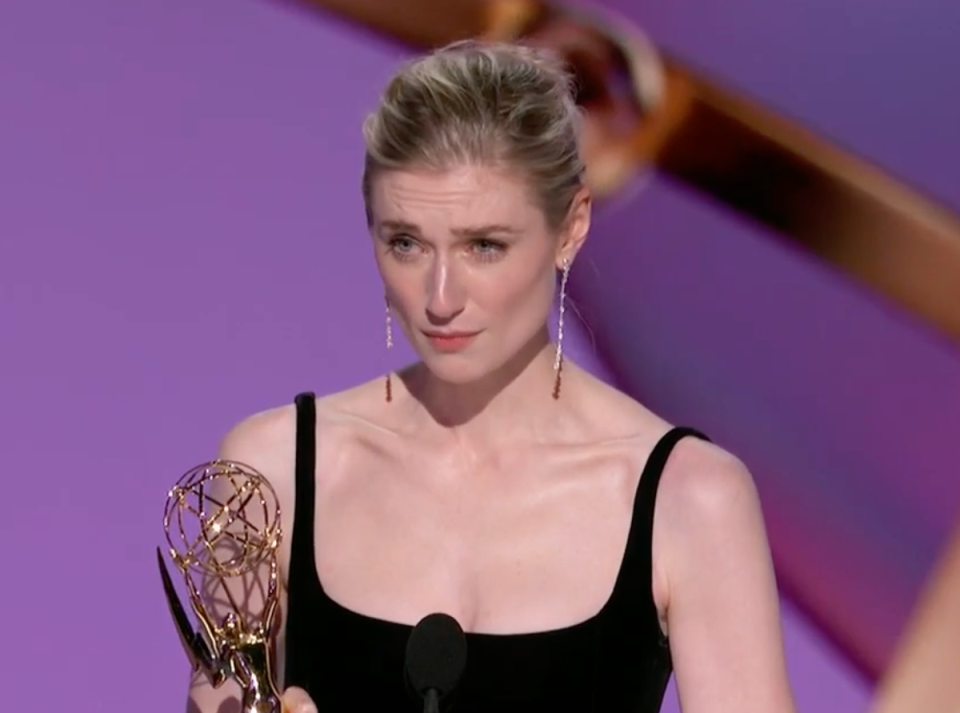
472, 239, 507, 260
387, 236, 419, 260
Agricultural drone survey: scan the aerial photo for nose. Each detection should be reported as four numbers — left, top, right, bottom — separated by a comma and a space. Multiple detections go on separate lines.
424, 256, 465, 324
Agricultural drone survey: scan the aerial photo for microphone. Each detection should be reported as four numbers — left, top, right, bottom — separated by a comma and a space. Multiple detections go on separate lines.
404, 612, 468, 713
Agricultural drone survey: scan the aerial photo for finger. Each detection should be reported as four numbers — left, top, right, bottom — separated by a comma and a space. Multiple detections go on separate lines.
282, 685, 318, 713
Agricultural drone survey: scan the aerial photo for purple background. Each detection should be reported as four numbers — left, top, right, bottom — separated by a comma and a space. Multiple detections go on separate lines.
1, 0, 957, 711
590, 0, 960, 679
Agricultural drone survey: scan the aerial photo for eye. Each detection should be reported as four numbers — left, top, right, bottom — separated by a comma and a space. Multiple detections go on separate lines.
470, 238, 507, 261
387, 235, 420, 260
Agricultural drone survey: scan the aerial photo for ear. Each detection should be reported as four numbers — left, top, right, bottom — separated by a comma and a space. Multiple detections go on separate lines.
556, 186, 592, 269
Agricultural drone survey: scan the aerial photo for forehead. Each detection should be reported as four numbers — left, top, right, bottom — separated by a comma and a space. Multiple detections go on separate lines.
369, 164, 544, 232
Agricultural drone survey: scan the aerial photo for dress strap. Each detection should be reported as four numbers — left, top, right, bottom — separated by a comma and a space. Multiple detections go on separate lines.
611, 426, 711, 622
289, 392, 318, 578
633, 427, 710, 558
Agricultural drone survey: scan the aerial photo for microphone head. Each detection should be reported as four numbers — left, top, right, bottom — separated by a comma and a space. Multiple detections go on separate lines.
404, 612, 468, 701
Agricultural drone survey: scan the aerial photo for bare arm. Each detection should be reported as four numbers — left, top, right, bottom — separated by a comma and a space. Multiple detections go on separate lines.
871, 515, 960, 713
658, 443, 797, 713
185, 407, 299, 713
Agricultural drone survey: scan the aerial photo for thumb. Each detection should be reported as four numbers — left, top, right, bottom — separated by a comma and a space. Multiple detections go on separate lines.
282, 685, 318, 713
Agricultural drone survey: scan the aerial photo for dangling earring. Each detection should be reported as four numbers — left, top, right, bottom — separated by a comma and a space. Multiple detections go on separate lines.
384, 295, 393, 403
553, 258, 571, 400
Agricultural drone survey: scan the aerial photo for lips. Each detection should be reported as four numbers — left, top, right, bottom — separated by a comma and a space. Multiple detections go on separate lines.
422, 331, 480, 339
422, 330, 481, 353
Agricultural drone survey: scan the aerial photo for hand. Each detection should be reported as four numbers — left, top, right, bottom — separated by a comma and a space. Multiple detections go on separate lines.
282, 686, 318, 713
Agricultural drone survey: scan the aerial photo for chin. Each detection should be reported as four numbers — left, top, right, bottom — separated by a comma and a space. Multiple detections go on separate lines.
420, 359, 487, 386
416, 351, 502, 386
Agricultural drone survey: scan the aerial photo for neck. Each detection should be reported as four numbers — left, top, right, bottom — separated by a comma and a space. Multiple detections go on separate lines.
399, 326, 565, 445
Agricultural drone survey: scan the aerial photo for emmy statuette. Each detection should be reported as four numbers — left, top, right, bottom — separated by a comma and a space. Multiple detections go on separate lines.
157, 460, 284, 713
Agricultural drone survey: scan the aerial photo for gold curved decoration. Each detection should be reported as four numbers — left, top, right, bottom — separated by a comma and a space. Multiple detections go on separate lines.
277, 0, 960, 346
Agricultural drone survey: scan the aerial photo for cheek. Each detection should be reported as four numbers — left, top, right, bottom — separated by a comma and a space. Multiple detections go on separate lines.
480, 262, 557, 324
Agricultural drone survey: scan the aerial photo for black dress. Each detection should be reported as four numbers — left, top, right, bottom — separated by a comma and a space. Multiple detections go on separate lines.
283, 392, 709, 712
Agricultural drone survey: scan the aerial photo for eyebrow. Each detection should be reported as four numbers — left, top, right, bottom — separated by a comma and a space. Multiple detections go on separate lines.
378, 219, 519, 237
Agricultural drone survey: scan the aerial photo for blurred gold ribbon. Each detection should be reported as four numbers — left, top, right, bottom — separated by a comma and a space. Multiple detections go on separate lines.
278, 0, 960, 347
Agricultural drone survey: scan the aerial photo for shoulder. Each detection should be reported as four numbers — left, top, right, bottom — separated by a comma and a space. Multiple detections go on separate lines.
216, 377, 394, 467
655, 435, 771, 588
659, 436, 759, 521
215, 403, 302, 512
571, 365, 760, 530
656, 436, 764, 553
218, 402, 298, 466
650, 439, 796, 709
560, 364, 757, 514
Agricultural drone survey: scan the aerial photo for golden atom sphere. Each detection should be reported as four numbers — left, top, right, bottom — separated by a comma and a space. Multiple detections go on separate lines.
163, 460, 281, 578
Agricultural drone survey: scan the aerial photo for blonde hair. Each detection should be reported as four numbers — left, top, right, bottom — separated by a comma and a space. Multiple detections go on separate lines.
361, 40, 586, 231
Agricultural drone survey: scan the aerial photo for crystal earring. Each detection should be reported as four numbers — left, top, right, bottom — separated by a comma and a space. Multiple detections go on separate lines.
384, 295, 393, 403
553, 258, 571, 400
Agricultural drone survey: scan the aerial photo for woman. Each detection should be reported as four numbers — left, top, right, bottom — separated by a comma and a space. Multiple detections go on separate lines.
187, 40, 798, 713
